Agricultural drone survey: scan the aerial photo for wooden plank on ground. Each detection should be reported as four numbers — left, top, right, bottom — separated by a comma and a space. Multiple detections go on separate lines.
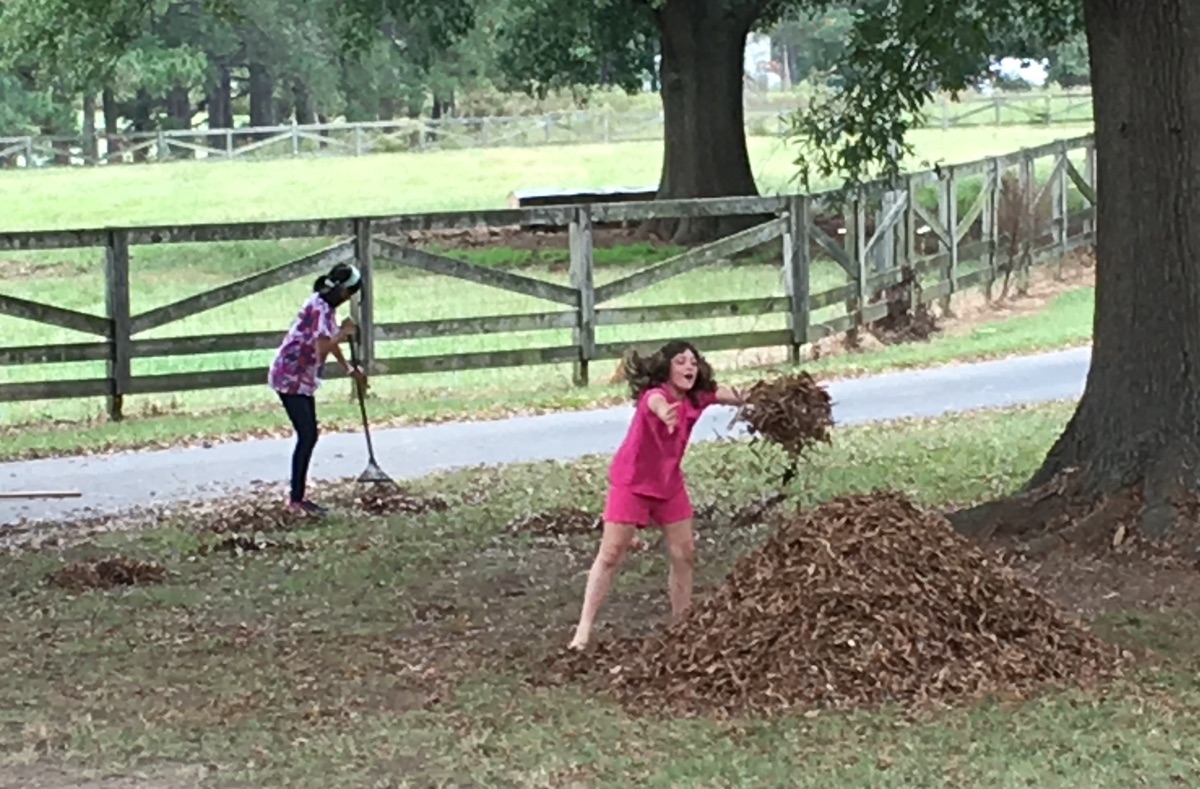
593, 216, 785, 304
129, 240, 355, 335
373, 239, 578, 306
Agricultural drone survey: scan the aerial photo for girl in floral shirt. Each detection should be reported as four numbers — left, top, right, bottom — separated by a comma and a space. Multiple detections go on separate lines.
268, 262, 368, 515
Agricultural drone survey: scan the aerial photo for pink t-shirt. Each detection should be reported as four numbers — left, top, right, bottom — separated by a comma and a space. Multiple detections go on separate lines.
608, 385, 719, 499
268, 293, 337, 396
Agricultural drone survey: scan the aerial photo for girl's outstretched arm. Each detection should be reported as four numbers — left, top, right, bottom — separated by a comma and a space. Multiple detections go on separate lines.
714, 385, 745, 406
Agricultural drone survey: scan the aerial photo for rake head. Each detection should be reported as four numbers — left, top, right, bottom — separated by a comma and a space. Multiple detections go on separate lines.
358, 459, 397, 486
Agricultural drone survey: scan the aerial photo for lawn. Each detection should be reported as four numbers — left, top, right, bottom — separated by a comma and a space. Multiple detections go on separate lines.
0, 123, 1096, 449
1, 401, 1198, 788
0, 124, 1092, 229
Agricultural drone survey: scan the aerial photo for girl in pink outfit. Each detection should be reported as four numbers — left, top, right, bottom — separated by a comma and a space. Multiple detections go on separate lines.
569, 340, 745, 649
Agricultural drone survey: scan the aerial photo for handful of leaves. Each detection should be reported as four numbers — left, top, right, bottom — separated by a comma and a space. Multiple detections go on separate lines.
735, 371, 834, 464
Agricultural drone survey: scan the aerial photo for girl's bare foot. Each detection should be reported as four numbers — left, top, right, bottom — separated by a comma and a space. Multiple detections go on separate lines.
567, 637, 587, 651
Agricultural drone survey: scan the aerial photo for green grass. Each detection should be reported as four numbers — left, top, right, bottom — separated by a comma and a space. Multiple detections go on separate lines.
0, 124, 1095, 450
2, 401, 1199, 788
0, 124, 1092, 230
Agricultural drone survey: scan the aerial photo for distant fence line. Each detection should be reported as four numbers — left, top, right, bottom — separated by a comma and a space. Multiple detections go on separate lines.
0, 92, 1094, 169
0, 134, 1097, 419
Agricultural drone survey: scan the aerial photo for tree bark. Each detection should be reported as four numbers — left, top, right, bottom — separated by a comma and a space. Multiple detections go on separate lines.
81, 92, 98, 163
102, 87, 121, 157
248, 63, 274, 140
207, 65, 234, 130
950, 0, 1200, 545
651, 0, 764, 244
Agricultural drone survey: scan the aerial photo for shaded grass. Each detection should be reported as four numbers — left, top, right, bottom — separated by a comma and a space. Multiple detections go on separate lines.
2, 402, 1200, 787
0, 286, 1095, 461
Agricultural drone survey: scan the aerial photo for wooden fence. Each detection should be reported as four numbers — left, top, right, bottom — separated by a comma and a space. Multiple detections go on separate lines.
0, 92, 1094, 168
0, 134, 1097, 419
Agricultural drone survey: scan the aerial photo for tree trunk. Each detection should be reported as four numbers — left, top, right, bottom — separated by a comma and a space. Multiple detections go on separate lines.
948, 0, 1200, 548
207, 65, 234, 130
81, 92, 98, 163
293, 81, 315, 125
651, 0, 762, 244
248, 63, 274, 140
102, 87, 121, 158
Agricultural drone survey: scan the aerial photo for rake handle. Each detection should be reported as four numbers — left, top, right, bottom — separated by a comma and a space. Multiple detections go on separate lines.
348, 330, 377, 463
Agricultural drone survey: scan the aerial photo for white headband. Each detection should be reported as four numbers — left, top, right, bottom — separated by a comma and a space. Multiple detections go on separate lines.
325, 264, 361, 291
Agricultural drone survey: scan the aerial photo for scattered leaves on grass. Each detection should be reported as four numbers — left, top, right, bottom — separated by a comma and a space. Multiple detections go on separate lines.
46, 556, 168, 592
354, 486, 450, 517
542, 490, 1125, 719
198, 532, 310, 556
505, 508, 601, 537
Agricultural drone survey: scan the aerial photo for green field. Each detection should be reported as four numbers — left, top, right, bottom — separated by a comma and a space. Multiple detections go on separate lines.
0, 123, 1096, 458
1, 402, 1197, 787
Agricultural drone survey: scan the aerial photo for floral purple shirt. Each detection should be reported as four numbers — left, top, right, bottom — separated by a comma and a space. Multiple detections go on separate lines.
268, 293, 337, 396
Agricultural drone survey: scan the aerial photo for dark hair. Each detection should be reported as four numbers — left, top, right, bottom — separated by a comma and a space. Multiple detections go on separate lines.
313, 262, 362, 306
621, 340, 716, 406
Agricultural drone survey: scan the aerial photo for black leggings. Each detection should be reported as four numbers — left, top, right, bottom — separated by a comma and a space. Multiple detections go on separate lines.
279, 393, 319, 503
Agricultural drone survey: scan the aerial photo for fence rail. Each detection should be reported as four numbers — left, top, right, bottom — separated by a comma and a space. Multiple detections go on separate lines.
0, 134, 1097, 417
0, 92, 1094, 169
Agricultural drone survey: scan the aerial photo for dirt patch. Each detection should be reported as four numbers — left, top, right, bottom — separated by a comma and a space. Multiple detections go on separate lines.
540, 491, 1123, 718
45, 556, 168, 592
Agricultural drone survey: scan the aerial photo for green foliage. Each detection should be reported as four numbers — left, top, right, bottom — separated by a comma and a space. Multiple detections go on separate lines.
788, 0, 1084, 189
1047, 32, 1089, 87
493, 0, 657, 98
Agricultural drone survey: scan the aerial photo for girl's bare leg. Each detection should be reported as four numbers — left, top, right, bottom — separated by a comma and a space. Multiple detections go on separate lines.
569, 521, 637, 650
661, 518, 696, 622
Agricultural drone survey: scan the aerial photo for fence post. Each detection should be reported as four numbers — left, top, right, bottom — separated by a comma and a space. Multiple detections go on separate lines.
569, 207, 595, 386
1054, 141, 1070, 267
940, 167, 958, 315
783, 195, 811, 363
983, 158, 999, 301
351, 219, 375, 378
104, 230, 131, 421
1018, 153, 1035, 294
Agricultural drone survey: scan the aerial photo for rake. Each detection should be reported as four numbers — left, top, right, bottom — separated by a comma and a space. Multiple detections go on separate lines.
348, 331, 397, 487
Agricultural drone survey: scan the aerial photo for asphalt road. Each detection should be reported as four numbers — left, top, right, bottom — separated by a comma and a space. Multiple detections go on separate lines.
0, 347, 1090, 526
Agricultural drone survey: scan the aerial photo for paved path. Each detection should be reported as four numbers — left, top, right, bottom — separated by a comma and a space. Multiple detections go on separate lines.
0, 348, 1090, 526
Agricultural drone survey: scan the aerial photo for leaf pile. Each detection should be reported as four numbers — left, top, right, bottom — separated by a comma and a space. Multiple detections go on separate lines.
354, 486, 449, 517
543, 491, 1123, 718
736, 372, 834, 463
46, 556, 168, 592
505, 508, 601, 537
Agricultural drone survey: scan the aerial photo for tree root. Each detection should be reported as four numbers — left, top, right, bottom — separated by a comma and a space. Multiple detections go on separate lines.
947, 468, 1200, 564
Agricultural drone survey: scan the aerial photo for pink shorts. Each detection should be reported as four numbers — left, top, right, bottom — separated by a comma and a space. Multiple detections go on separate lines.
602, 485, 694, 529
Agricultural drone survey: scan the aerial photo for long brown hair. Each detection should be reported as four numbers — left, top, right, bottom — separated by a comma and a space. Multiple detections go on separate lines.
620, 340, 716, 406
